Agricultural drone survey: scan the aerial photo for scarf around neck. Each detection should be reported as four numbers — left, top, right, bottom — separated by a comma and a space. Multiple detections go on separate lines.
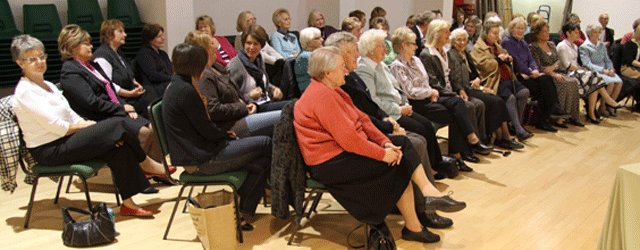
277, 28, 296, 43
238, 50, 267, 91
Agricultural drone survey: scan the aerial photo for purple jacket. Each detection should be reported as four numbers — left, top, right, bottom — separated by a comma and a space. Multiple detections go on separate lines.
501, 35, 539, 75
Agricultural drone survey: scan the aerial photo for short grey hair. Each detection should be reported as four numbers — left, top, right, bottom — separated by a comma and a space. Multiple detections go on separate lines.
358, 29, 387, 56
585, 23, 603, 35
308, 46, 342, 79
11, 34, 44, 62
450, 28, 469, 44
507, 16, 527, 34
414, 11, 435, 26
299, 27, 321, 50
481, 19, 502, 39
324, 31, 357, 49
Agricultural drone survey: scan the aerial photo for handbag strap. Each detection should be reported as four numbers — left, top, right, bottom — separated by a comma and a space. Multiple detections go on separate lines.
62, 207, 92, 223
347, 223, 366, 249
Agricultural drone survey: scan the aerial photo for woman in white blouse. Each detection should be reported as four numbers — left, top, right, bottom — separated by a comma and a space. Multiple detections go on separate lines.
11, 35, 155, 216
557, 23, 622, 123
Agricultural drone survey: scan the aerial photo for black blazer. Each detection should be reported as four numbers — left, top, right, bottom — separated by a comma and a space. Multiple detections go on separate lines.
60, 59, 128, 121
163, 75, 228, 166
411, 25, 425, 57
93, 43, 149, 116
342, 72, 393, 133
419, 50, 459, 94
135, 45, 172, 101
604, 27, 614, 46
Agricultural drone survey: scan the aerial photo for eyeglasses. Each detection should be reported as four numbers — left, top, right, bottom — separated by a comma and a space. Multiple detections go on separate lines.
21, 53, 47, 64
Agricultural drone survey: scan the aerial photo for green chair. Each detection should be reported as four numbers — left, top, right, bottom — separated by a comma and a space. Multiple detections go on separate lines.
18, 141, 120, 228
107, 0, 143, 27
148, 99, 247, 242
22, 4, 62, 41
0, 0, 21, 38
67, 0, 104, 33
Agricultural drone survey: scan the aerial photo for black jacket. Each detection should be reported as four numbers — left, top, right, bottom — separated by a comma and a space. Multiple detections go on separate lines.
342, 72, 393, 133
419, 50, 460, 94
163, 75, 228, 166
411, 25, 425, 57
60, 59, 128, 121
135, 45, 172, 100
270, 100, 306, 223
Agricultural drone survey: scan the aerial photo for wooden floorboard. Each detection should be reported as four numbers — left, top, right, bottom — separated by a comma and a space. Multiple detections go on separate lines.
2, 108, 639, 249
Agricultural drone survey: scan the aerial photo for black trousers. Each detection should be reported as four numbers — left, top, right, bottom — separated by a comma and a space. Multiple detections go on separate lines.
467, 88, 511, 134
409, 97, 472, 155
195, 136, 271, 215
29, 117, 149, 200
520, 75, 559, 122
397, 113, 443, 168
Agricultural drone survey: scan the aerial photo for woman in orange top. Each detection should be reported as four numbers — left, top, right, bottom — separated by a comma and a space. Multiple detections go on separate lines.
294, 47, 465, 244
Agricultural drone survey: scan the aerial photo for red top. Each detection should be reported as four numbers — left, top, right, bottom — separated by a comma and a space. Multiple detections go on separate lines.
215, 36, 238, 67
294, 79, 391, 166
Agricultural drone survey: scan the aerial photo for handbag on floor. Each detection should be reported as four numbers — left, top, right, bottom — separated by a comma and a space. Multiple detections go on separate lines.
62, 202, 116, 247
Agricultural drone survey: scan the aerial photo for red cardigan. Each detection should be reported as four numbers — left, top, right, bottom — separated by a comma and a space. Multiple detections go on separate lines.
215, 36, 237, 67
294, 80, 390, 166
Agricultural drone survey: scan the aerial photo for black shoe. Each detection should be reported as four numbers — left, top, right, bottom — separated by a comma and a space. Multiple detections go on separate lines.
461, 154, 479, 163
433, 173, 446, 180
606, 103, 623, 110
457, 159, 474, 172
425, 195, 466, 212
551, 120, 569, 128
587, 114, 601, 124
141, 186, 159, 194
516, 131, 534, 142
437, 156, 459, 178
496, 139, 524, 150
240, 220, 254, 231
470, 142, 491, 155
401, 227, 440, 243
419, 211, 453, 229
535, 122, 558, 132
568, 118, 585, 127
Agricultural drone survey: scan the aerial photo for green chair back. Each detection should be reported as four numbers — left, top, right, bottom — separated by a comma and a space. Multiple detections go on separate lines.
0, 0, 20, 38
67, 0, 104, 33
107, 0, 143, 27
149, 99, 169, 158
23, 4, 62, 41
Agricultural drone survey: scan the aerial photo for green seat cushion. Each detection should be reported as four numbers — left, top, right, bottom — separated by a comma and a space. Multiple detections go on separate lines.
306, 178, 326, 189
179, 170, 247, 189
32, 161, 105, 178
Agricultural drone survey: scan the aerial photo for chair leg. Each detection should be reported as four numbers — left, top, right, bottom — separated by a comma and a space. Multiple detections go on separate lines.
54, 176, 64, 204
364, 224, 369, 249
287, 220, 301, 245
182, 186, 195, 213
201, 185, 207, 193
309, 192, 324, 216
231, 187, 244, 243
111, 174, 121, 206
79, 176, 92, 211
66, 175, 73, 193
23, 177, 39, 228
289, 190, 317, 245
163, 185, 187, 240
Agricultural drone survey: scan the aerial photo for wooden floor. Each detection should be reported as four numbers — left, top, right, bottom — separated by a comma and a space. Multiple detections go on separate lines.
2, 108, 639, 250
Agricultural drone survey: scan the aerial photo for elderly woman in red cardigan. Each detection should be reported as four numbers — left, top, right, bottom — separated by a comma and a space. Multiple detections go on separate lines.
293, 47, 465, 244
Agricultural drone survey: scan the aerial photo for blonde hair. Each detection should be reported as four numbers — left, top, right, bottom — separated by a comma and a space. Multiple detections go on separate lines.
308, 46, 342, 80
391, 27, 416, 54
341, 17, 361, 32
99, 19, 124, 44
196, 15, 216, 35
236, 11, 254, 32
507, 17, 527, 35
308, 10, 322, 27
184, 30, 212, 52
425, 19, 450, 47
58, 24, 91, 60
272, 8, 290, 29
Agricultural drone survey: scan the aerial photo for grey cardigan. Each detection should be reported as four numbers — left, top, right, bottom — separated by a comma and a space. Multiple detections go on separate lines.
226, 56, 272, 103
355, 57, 408, 120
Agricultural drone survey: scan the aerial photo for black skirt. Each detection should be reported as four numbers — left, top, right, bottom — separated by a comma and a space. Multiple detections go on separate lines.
308, 136, 419, 224
468, 88, 510, 134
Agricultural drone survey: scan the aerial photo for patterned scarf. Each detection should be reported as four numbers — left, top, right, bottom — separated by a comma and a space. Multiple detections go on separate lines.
277, 28, 296, 43
237, 50, 267, 91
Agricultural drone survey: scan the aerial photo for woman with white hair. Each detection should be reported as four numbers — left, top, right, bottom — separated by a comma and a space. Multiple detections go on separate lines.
294, 27, 323, 92
271, 8, 301, 59
449, 28, 523, 149
580, 23, 624, 117
295, 46, 465, 244
471, 20, 533, 141
417, 20, 493, 161
502, 17, 566, 131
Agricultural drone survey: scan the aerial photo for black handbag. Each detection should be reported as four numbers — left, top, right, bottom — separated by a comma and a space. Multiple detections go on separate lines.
62, 203, 116, 247
367, 226, 397, 250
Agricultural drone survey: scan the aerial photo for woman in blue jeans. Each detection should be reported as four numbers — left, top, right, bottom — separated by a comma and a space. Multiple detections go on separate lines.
163, 43, 271, 230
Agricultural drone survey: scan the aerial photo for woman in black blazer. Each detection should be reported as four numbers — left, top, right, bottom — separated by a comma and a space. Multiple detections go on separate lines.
58, 25, 170, 181
93, 19, 147, 117
135, 24, 173, 104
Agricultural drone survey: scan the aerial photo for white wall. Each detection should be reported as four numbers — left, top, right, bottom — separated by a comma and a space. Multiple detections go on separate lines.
512, 0, 565, 33
572, 0, 640, 40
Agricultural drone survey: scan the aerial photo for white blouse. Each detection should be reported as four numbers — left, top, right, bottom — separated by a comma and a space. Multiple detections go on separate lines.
556, 39, 579, 69
12, 77, 83, 148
